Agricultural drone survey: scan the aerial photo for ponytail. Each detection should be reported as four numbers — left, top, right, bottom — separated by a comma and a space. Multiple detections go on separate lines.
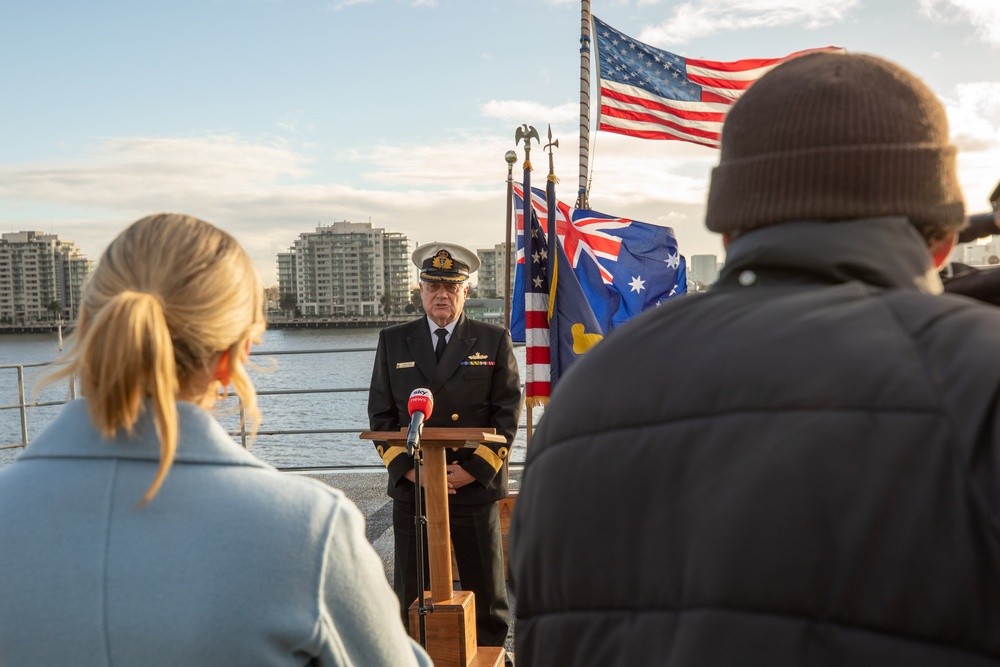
80, 291, 179, 505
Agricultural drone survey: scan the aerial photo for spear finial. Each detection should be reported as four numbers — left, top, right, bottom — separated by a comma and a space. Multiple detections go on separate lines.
544, 124, 560, 184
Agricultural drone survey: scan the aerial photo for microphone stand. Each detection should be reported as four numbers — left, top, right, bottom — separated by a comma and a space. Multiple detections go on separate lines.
408, 429, 433, 647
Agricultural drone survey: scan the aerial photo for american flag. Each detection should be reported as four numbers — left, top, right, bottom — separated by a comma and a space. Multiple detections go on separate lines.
594, 16, 844, 148
521, 203, 554, 403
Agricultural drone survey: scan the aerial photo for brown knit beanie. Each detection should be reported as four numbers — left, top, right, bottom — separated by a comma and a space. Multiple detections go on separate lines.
705, 52, 964, 237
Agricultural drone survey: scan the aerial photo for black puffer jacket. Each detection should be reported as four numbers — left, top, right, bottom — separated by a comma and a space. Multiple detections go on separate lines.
510, 218, 1000, 666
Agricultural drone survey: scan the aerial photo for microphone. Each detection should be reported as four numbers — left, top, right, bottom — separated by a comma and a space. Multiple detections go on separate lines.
406, 388, 434, 456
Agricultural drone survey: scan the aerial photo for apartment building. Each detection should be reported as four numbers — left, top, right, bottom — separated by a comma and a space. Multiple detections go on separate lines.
277, 221, 413, 317
689, 254, 722, 291
0, 231, 91, 324
476, 242, 516, 298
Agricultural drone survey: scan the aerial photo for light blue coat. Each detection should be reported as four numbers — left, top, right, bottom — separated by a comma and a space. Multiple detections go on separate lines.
0, 400, 431, 667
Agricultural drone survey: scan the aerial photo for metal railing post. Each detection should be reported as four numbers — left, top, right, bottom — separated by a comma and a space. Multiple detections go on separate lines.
17, 366, 28, 446
239, 401, 248, 449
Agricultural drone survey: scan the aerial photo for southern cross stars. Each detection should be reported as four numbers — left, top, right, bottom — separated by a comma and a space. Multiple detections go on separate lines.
628, 275, 646, 293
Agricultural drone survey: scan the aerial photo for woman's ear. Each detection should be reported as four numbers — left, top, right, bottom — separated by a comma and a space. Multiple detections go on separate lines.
213, 349, 232, 387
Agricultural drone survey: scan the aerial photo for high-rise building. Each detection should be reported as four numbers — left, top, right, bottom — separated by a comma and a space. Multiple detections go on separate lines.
0, 231, 91, 325
689, 254, 721, 290
476, 242, 516, 299
277, 221, 412, 317
382, 232, 412, 315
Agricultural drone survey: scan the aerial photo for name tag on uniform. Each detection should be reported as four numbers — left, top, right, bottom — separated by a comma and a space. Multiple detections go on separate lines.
396, 361, 416, 369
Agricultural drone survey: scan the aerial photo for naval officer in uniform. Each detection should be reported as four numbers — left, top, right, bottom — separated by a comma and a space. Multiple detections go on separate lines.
367, 242, 522, 650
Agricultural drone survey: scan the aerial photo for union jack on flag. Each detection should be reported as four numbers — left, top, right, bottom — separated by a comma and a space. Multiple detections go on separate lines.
514, 182, 605, 405
594, 16, 844, 148
511, 183, 687, 342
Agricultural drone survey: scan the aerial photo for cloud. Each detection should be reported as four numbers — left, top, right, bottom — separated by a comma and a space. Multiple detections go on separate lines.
341, 138, 515, 188
639, 0, 860, 45
328, 0, 373, 11
919, 0, 1000, 47
0, 129, 729, 286
480, 100, 578, 124
0, 135, 309, 208
0, 133, 529, 284
946, 81, 1000, 151
943, 81, 1000, 207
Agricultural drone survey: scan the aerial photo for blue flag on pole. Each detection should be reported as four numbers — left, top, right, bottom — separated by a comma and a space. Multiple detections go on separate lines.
511, 183, 687, 345
518, 200, 604, 403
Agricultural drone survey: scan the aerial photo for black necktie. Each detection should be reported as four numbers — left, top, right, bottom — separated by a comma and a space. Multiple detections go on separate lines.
434, 328, 448, 362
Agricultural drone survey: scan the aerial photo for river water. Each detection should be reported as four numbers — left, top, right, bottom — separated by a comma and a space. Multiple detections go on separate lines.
0, 328, 538, 469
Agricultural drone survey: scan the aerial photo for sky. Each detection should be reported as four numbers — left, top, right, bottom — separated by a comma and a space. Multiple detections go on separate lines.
1, 0, 998, 286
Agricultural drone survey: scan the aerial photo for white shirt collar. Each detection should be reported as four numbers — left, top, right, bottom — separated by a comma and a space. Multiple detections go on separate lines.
426, 316, 458, 342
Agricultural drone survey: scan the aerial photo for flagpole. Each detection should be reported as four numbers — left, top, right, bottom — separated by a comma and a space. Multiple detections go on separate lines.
544, 125, 561, 383
503, 150, 517, 331
516, 124, 540, 443
516, 124, 540, 426
576, 0, 592, 210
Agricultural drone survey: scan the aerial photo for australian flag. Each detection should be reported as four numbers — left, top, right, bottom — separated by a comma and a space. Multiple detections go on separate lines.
517, 199, 605, 404
511, 183, 687, 345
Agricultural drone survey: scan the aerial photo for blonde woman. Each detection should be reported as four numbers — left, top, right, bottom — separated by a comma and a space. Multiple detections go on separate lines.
0, 214, 431, 667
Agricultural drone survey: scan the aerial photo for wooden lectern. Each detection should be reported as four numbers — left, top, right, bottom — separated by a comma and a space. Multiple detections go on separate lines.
360, 428, 506, 667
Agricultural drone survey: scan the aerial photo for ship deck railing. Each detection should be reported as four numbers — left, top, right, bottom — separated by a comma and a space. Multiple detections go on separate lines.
0, 346, 532, 471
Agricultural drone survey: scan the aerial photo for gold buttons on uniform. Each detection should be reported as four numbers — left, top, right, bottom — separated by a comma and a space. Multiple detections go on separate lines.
498, 447, 508, 459
451, 413, 459, 421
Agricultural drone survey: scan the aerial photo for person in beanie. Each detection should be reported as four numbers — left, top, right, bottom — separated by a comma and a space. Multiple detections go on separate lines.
368, 242, 521, 661
510, 52, 1000, 666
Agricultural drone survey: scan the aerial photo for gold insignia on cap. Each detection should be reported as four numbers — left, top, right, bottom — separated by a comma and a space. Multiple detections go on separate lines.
431, 250, 454, 270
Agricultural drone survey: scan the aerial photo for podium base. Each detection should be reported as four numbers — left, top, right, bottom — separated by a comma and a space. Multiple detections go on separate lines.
408, 590, 505, 667
470, 646, 505, 666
